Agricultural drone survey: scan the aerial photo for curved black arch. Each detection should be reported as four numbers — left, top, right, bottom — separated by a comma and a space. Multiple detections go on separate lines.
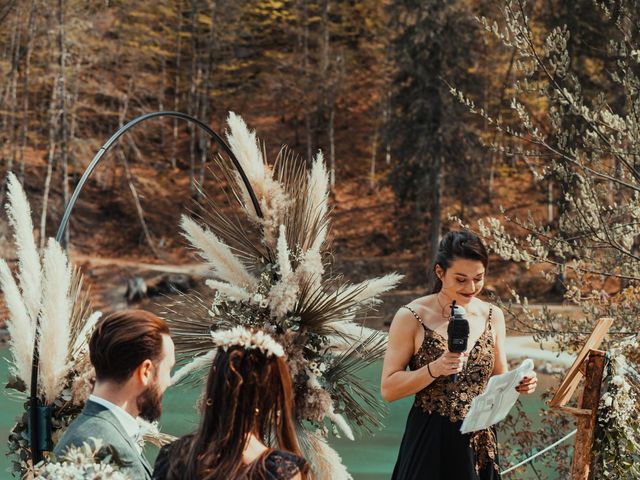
54, 111, 263, 243
29, 111, 263, 464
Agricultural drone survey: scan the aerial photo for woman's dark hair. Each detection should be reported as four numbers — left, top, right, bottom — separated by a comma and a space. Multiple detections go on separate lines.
429, 230, 488, 294
166, 346, 309, 480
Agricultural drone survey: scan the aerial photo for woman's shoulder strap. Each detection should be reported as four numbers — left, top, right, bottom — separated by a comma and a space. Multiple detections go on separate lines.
401, 305, 427, 331
486, 306, 493, 330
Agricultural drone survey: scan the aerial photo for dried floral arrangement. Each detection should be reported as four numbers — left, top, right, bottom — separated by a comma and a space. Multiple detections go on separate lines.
167, 113, 402, 479
0, 173, 170, 477
34, 438, 131, 480
592, 339, 640, 479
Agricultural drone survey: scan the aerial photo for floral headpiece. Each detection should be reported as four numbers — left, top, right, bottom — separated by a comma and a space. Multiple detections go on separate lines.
210, 326, 285, 358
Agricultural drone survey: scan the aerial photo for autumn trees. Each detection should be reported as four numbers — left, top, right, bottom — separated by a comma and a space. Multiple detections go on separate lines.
1, 0, 635, 273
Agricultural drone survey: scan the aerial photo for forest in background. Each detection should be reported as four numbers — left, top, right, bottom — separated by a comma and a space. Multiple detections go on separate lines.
3, 2, 640, 475
0, 0, 628, 300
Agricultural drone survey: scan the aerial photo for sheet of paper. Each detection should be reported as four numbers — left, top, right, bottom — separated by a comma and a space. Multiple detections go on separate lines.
460, 358, 535, 434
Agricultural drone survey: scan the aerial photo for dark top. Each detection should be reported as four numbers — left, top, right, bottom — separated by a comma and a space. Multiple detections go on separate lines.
152, 438, 307, 480
391, 305, 500, 480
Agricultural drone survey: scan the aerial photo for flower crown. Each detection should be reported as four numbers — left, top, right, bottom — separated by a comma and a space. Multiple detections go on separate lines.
210, 326, 285, 358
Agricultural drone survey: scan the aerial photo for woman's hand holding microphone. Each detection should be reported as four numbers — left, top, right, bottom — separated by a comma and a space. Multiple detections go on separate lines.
427, 351, 468, 379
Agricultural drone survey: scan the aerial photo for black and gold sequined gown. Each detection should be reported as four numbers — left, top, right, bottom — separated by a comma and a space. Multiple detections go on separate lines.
391, 305, 501, 480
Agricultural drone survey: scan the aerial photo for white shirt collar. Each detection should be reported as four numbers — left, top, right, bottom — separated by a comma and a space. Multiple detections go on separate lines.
89, 394, 141, 442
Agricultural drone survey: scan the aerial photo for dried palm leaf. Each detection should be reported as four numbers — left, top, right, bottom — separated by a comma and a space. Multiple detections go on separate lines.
324, 330, 388, 433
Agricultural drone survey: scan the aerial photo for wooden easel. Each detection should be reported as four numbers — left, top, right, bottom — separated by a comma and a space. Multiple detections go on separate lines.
549, 317, 613, 480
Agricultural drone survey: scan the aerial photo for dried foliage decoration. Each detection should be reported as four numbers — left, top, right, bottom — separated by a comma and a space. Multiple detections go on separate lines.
168, 113, 403, 479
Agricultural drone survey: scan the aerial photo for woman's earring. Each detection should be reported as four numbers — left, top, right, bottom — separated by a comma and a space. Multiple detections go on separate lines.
206, 398, 213, 406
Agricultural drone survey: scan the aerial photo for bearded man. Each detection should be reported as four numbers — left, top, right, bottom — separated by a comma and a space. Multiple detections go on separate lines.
54, 310, 175, 479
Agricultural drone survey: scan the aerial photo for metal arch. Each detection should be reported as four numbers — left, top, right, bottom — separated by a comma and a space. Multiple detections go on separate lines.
29, 111, 263, 464
54, 111, 263, 243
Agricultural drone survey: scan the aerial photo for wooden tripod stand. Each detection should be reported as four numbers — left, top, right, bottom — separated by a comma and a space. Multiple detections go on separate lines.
549, 317, 613, 480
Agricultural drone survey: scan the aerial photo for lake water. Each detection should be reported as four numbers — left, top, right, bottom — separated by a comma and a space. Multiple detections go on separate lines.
0, 348, 567, 478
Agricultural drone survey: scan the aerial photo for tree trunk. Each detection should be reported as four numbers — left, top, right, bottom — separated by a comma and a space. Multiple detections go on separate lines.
187, 0, 198, 194
58, 0, 69, 247
171, 0, 183, 169
429, 154, 443, 268
369, 129, 378, 193
1, 4, 22, 203
198, 0, 218, 197
547, 179, 553, 223
328, 107, 335, 190
118, 86, 161, 259
18, 0, 36, 181
159, 56, 166, 150
302, 0, 312, 163
68, 60, 81, 173
118, 147, 161, 259
40, 80, 58, 249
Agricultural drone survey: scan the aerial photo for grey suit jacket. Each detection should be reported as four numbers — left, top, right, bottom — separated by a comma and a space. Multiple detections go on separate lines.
54, 400, 152, 480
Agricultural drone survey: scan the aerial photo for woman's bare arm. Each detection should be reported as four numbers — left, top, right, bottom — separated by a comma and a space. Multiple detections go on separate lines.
491, 306, 538, 393
491, 306, 508, 375
381, 308, 465, 402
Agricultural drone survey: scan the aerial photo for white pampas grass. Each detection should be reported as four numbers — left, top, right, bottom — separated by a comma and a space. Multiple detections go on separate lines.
181, 215, 256, 288
226, 112, 267, 219
307, 432, 353, 480
307, 151, 329, 252
71, 311, 102, 356
226, 112, 266, 189
5, 172, 41, 322
38, 239, 73, 403
327, 403, 354, 441
326, 321, 386, 353
225, 113, 290, 246
296, 247, 324, 292
268, 225, 299, 318
205, 280, 252, 302
171, 349, 217, 385
340, 273, 404, 306
0, 260, 35, 385
276, 225, 293, 279
268, 272, 299, 318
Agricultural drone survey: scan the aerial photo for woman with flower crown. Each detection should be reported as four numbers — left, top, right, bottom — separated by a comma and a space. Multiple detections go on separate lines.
381, 230, 538, 480
152, 326, 309, 480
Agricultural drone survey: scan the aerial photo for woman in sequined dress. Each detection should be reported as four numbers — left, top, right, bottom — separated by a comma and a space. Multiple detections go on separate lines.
381, 230, 538, 480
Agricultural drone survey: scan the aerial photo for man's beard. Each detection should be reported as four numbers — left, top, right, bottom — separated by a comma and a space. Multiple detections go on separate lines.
137, 383, 163, 422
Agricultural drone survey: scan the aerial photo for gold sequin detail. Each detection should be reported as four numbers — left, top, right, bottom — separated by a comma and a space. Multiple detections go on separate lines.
408, 311, 498, 475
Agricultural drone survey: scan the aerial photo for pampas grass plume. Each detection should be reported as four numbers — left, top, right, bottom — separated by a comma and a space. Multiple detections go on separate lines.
6, 172, 42, 322
0, 260, 34, 385
205, 280, 252, 302
171, 349, 217, 385
328, 405, 355, 441
38, 239, 73, 403
276, 225, 292, 279
307, 432, 353, 480
307, 151, 329, 252
347, 273, 404, 305
326, 321, 386, 353
181, 215, 256, 288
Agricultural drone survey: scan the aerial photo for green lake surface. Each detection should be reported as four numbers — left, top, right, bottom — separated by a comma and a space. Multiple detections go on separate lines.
0, 348, 566, 479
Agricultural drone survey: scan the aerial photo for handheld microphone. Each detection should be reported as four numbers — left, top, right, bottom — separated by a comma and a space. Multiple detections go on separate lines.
447, 301, 469, 382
